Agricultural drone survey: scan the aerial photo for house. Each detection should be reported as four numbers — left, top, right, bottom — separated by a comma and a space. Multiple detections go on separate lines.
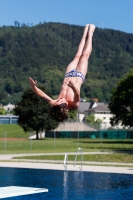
54, 121, 96, 132
78, 102, 91, 122
84, 102, 124, 129
3, 103, 15, 112
45, 121, 97, 138
78, 101, 124, 129
78, 101, 105, 123
85, 103, 112, 129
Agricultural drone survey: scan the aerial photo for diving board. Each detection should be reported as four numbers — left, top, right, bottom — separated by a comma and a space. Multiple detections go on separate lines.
0, 186, 48, 199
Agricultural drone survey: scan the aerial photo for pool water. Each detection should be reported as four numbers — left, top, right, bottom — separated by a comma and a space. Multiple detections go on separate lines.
0, 167, 133, 200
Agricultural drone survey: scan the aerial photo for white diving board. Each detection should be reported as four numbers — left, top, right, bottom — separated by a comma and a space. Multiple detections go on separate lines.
0, 186, 48, 199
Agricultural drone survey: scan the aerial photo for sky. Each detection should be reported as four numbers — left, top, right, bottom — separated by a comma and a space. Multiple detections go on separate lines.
0, 0, 133, 34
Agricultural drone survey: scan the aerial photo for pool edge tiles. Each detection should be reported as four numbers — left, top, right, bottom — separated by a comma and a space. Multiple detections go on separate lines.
0, 186, 48, 199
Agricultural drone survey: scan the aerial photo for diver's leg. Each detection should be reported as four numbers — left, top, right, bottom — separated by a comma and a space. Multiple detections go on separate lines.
65, 24, 89, 73
76, 24, 95, 77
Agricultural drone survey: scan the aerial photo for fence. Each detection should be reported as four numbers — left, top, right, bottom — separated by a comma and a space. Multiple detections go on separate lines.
45, 130, 133, 139
0, 115, 18, 124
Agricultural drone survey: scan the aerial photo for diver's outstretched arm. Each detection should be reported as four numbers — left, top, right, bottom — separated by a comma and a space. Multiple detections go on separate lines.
29, 77, 54, 106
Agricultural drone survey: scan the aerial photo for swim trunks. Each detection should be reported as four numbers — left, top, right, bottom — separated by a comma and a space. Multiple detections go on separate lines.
64, 69, 85, 82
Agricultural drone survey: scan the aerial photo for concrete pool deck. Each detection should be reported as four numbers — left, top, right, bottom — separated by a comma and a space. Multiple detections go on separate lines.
0, 161, 133, 174
0, 153, 133, 174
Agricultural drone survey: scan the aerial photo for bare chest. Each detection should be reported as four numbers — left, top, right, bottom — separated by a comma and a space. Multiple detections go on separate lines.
59, 83, 74, 101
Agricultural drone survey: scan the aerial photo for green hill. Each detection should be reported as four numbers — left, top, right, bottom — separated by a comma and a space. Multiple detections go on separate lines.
0, 22, 133, 103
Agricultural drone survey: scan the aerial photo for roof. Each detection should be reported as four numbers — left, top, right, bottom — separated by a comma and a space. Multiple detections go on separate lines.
78, 102, 91, 114
78, 102, 105, 114
86, 104, 110, 113
54, 122, 97, 131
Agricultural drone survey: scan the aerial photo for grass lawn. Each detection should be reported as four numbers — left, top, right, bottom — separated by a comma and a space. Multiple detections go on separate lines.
0, 137, 133, 154
0, 124, 133, 164
13, 153, 133, 164
0, 124, 28, 138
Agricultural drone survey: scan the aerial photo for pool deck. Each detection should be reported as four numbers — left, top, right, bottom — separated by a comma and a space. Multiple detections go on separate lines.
1, 161, 133, 174
0, 153, 133, 174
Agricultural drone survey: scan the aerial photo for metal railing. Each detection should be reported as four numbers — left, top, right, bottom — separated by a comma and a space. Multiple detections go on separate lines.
64, 153, 68, 170
73, 148, 83, 171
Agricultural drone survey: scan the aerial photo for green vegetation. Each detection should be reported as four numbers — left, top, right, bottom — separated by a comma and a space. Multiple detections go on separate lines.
0, 137, 133, 154
0, 124, 27, 138
0, 108, 6, 115
0, 22, 133, 104
14, 87, 58, 139
86, 114, 102, 129
13, 154, 133, 164
109, 69, 133, 127
0, 124, 133, 165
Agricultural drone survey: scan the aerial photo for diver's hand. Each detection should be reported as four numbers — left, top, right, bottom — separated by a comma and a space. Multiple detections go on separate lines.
65, 80, 75, 89
68, 80, 75, 89
66, 80, 80, 96
29, 77, 37, 87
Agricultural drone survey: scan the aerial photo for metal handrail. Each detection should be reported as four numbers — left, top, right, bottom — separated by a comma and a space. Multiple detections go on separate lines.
73, 148, 83, 171
64, 153, 68, 170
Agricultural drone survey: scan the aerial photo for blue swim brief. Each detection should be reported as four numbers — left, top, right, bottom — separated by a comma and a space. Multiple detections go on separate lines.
64, 69, 85, 82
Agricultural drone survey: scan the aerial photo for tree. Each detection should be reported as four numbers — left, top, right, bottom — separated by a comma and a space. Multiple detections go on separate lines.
1, 23, 133, 104
109, 69, 133, 127
85, 114, 102, 129
14, 87, 58, 139
68, 109, 77, 120
0, 108, 6, 115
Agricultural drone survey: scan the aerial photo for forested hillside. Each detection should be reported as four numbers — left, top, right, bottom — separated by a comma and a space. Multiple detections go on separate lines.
0, 22, 133, 104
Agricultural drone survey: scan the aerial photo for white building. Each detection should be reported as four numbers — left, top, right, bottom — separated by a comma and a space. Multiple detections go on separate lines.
3, 103, 15, 111
85, 103, 112, 129
78, 101, 123, 129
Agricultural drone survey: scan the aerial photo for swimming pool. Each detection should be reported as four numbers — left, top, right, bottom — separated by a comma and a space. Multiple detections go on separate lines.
0, 167, 133, 199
